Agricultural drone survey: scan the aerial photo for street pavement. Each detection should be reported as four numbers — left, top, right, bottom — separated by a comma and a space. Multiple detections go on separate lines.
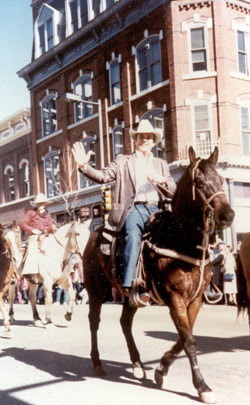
0, 302, 249, 405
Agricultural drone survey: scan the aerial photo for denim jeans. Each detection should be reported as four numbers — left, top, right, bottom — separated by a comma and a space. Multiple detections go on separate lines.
122, 203, 159, 288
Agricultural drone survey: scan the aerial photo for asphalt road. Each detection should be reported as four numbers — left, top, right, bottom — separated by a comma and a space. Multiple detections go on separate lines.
0, 302, 249, 405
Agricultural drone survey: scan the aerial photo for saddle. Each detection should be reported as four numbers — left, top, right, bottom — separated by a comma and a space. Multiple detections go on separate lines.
99, 210, 170, 307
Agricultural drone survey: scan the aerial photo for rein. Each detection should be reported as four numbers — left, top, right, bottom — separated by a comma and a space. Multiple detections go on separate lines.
53, 232, 81, 256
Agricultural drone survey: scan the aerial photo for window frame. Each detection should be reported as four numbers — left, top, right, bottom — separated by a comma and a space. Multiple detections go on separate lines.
237, 30, 249, 75
78, 136, 96, 189
40, 94, 58, 138
34, 4, 59, 58
140, 109, 166, 159
192, 101, 213, 157
19, 159, 30, 198
4, 165, 15, 202
135, 35, 162, 94
189, 25, 208, 73
109, 59, 121, 105
112, 125, 124, 158
73, 75, 94, 122
44, 151, 61, 198
240, 103, 250, 156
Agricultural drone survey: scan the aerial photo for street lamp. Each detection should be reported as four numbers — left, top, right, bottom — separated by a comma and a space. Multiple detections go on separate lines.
61, 92, 104, 168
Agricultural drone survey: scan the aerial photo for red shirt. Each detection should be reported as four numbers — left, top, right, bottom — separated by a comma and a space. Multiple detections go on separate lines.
21, 209, 53, 234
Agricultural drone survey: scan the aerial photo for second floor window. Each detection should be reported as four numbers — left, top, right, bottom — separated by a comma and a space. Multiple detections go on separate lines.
19, 160, 30, 198
190, 27, 207, 72
4, 166, 15, 202
41, 95, 57, 137
110, 61, 121, 105
241, 106, 250, 156
44, 152, 60, 197
74, 76, 93, 121
237, 30, 248, 75
194, 104, 212, 157
112, 126, 124, 157
137, 37, 162, 92
141, 109, 165, 159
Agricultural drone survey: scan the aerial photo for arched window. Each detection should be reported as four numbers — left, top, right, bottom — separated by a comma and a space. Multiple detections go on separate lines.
40, 93, 58, 137
19, 159, 30, 198
112, 126, 124, 157
4, 165, 15, 202
141, 109, 165, 159
44, 151, 60, 197
136, 36, 162, 93
109, 60, 121, 105
73, 75, 93, 122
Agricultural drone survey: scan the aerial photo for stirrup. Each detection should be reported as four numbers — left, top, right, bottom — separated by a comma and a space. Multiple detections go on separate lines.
129, 280, 150, 308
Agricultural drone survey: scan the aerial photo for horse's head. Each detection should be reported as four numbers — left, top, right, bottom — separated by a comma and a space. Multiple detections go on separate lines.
68, 218, 92, 257
173, 147, 234, 231
3, 229, 23, 265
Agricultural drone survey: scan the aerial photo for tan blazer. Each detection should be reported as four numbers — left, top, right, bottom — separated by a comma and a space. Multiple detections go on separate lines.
80, 153, 176, 232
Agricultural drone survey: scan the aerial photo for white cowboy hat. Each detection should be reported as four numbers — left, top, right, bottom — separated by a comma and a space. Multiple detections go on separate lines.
129, 119, 162, 145
32, 193, 51, 205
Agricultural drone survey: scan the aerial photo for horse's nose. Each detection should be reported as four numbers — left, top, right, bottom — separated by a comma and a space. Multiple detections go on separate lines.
219, 207, 235, 227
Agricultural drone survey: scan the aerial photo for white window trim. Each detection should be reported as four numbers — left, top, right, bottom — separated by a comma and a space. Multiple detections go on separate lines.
191, 100, 214, 156
232, 19, 250, 77
108, 58, 121, 106
239, 99, 250, 156
186, 22, 210, 74
4, 165, 14, 176
43, 151, 61, 198
112, 125, 124, 157
34, 4, 60, 59
135, 34, 163, 95
40, 93, 58, 138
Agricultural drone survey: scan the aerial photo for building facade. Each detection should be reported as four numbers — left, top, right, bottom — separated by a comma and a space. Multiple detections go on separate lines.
11, 0, 250, 245
0, 108, 33, 229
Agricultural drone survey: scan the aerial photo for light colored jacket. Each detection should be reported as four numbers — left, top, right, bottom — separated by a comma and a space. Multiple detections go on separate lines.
80, 153, 176, 231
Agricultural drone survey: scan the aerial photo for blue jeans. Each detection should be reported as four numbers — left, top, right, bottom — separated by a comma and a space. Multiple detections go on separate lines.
55, 287, 68, 304
123, 203, 159, 288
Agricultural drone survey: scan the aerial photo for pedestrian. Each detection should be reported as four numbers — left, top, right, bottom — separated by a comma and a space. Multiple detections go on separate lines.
210, 241, 225, 292
221, 245, 238, 305
53, 285, 68, 305
72, 119, 176, 303
20, 193, 53, 277
20, 276, 29, 304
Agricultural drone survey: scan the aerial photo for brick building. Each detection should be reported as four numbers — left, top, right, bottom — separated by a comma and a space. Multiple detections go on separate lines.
0, 108, 33, 229
12, 0, 250, 246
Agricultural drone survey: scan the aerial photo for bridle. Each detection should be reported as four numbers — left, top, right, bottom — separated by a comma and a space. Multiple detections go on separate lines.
47, 222, 82, 257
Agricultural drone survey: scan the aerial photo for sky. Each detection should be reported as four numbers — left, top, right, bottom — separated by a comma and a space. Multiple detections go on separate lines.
0, 0, 33, 122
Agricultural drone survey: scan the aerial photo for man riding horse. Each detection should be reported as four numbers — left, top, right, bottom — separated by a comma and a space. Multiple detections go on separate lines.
72, 119, 176, 303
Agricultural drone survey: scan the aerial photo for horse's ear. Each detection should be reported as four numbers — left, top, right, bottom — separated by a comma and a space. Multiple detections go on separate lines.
188, 146, 197, 164
207, 147, 219, 165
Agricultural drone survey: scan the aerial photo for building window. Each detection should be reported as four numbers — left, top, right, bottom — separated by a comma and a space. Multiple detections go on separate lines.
136, 36, 162, 92
237, 30, 248, 75
234, 182, 250, 198
4, 165, 15, 202
141, 109, 165, 159
69, 0, 88, 33
19, 159, 30, 198
79, 136, 96, 188
41, 94, 57, 137
74, 75, 93, 122
34, 4, 59, 58
110, 60, 121, 105
193, 104, 212, 156
112, 126, 124, 157
241, 106, 250, 156
190, 27, 207, 72
44, 152, 60, 197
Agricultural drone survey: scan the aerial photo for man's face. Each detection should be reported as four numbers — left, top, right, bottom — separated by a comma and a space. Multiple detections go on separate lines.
135, 133, 155, 154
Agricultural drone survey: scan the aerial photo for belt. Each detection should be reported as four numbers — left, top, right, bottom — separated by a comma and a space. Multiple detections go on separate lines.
134, 200, 159, 207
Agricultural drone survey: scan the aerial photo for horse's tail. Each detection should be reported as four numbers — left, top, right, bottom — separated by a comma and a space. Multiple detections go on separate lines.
236, 252, 249, 317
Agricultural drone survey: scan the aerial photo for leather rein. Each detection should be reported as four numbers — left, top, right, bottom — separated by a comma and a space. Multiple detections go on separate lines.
147, 158, 226, 303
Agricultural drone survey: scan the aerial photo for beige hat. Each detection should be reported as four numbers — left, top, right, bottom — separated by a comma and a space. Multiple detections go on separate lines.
32, 193, 51, 205
129, 119, 162, 145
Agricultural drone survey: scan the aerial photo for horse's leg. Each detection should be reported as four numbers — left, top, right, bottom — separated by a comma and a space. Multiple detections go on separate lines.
0, 295, 12, 338
43, 278, 54, 325
120, 299, 145, 379
59, 278, 75, 322
159, 297, 216, 404
28, 281, 43, 327
88, 297, 106, 376
8, 280, 16, 324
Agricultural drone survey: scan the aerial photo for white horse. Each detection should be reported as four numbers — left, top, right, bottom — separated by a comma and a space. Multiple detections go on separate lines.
6, 219, 91, 328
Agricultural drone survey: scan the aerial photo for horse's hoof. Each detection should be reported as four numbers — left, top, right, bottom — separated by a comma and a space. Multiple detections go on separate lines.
94, 365, 106, 376
154, 367, 165, 388
9, 317, 15, 325
3, 330, 12, 339
64, 312, 72, 322
133, 362, 146, 380
34, 320, 45, 328
199, 390, 217, 404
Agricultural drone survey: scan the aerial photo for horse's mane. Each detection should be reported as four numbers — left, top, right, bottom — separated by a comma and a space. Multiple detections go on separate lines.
54, 221, 74, 238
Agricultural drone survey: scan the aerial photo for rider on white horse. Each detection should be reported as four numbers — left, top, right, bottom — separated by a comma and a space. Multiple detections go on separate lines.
21, 193, 53, 276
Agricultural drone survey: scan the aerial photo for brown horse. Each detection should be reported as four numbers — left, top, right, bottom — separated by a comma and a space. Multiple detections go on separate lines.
238, 234, 250, 327
83, 147, 234, 404
0, 227, 15, 338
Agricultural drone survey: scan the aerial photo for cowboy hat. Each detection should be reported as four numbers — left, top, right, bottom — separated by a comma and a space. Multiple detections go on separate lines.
129, 119, 162, 145
31, 193, 51, 205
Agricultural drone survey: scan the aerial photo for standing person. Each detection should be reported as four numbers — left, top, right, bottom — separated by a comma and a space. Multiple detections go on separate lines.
72, 119, 176, 302
211, 241, 225, 292
221, 245, 238, 305
20, 193, 53, 276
